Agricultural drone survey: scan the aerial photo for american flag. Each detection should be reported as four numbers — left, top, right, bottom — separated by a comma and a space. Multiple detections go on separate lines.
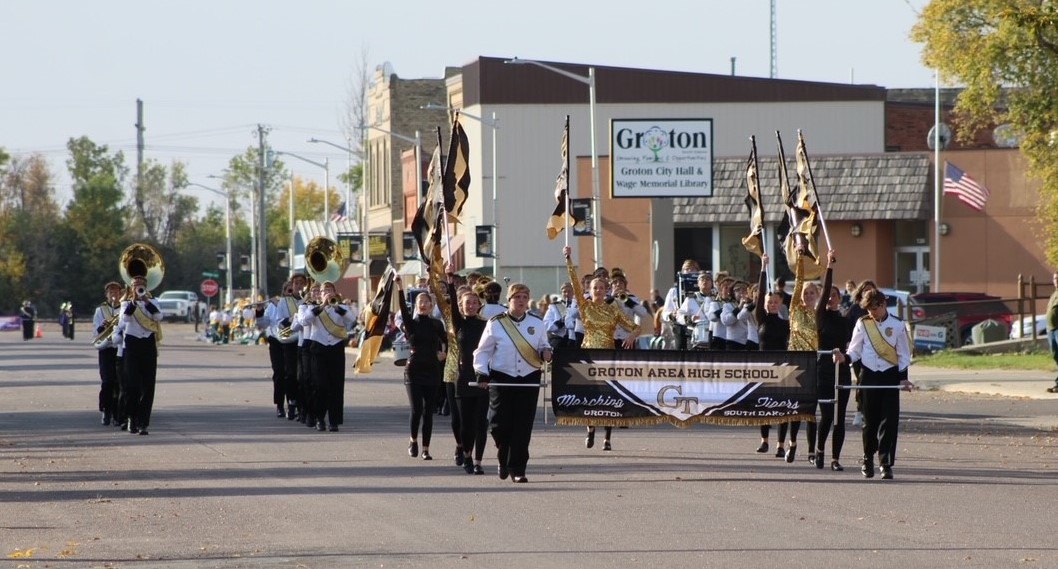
944, 162, 989, 211
330, 201, 349, 222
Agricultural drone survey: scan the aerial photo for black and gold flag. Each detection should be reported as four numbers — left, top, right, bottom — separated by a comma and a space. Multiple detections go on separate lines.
354, 267, 396, 374
777, 131, 823, 279
443, 118, 470, 222
546, 116, 584, 239
741, 136, 765, 257
411, 143, 445, 267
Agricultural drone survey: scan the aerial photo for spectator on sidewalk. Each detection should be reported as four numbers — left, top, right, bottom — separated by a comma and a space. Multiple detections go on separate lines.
1046, 272, 1058, 393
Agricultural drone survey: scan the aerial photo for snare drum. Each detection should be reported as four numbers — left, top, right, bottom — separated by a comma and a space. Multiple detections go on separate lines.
691, 322, 711, 349
393, 339, 410, 366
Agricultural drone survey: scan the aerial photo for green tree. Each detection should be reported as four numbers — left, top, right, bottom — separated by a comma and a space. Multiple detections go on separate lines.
0, 154, 63, 314
912, 1, 1058, 263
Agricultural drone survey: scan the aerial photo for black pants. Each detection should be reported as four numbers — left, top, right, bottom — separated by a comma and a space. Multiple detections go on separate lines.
21, 319, 33, 340
860, 366, 901, 466
457, 392, 489, 461
446, 382, 461, 448
816, 358, 852, 460
760, 423, 788, 442
310, 341, 345, 426
489, 370, 541, 477
673, 324, 688, 350
113, 356, 127, 425
97, 347, 119, 416
406, 382, 438, 445
281, 341, 299, 408
122, 334, 158, 429
299, 343, 315, 423
267, 337, 285, 407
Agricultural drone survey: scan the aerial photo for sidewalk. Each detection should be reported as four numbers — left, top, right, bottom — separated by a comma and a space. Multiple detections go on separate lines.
911, 365, 1058, 400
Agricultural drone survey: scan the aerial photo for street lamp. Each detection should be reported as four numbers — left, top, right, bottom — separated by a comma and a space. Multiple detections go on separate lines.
506, 57, 602, 267
186, 182, 233, 307
275, 151, 330, 222
421, 104, 500, 278
308, 137, 358, 222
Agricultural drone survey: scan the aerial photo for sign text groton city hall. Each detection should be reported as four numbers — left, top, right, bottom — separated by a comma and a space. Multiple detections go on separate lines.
610, 118, 714, 198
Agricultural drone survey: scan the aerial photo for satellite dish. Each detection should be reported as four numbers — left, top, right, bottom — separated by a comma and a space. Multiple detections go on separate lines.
927, 123, 952, 150
992, 123, 1020, 148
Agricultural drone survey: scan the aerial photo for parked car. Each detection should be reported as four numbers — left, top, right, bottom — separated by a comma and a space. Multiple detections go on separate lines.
1009, 314, 1048, 340
879, 288, 912, 319
156, 290, 207, 323
908, 292, 1014, 346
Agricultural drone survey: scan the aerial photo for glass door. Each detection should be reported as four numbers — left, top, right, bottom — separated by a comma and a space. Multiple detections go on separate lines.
895, 247, 931, 293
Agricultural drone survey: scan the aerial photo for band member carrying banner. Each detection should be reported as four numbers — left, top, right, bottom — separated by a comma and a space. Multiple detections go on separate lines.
472, 283, 552, 484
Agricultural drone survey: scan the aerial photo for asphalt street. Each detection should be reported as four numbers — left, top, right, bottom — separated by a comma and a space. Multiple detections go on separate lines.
1, 322, 1056, 569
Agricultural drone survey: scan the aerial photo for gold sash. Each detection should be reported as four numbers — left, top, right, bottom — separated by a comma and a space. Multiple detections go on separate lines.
101, 303, 116, 319
497, 314, 543, 369
284, 297, 298, 318
862, 317, 898, 367
319, 308, 348, 340
132, 305, 163, 343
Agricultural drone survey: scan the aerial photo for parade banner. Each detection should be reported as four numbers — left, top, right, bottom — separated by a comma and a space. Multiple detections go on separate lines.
551, 349, 817, 427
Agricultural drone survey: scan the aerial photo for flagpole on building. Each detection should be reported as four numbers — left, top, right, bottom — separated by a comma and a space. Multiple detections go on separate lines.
933, 69, 942, 293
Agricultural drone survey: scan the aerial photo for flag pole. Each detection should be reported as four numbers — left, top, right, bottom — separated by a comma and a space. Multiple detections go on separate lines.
933, 70, 942, 293
564, 115, 571, 249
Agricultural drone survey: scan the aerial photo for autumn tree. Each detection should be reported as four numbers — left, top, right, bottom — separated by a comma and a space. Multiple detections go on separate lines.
0, 153, 63, 312
912, 1, 1058, 263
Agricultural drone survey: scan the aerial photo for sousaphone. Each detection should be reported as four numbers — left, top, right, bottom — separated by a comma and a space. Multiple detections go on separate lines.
93, 243, 165, 349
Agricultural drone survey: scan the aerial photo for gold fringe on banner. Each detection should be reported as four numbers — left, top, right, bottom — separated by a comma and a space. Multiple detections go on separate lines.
555, 414, 817, 429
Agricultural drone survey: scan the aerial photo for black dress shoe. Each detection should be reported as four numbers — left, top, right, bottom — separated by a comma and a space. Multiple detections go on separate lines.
101, 412, 111, 426
755, 442, 769, 453
473, 464, 484, 475
814, 454, 825, 469
585, 430, 595, 449
498, 465, 509, 480
785, 446, 796, 463
408, 441, 419, 457
880, 466, 893, 480
775, 447, 785, 458
513, 476, 528, 483
128, 420, 139, 434
138, 428, 149, 436
328, 425, 338, 432
315, 421, 326, 432
421, 451, 432, 460
463, 460, 475, 474
831, 460, 844, 471
454, 450, 465, 467
602, 440, 612, 451
861, 458, 875, 478
277, 406, 285, 418
807, 451, 816, 464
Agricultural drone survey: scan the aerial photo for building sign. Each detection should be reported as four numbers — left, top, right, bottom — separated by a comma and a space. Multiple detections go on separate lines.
401, 231, 417, 261
570, 198, 594, 236
368, 233, 390, 259
610, 118, 713, 198
475, 225, 494, 258
336, 233, 363, 263
913, 324, 946, 352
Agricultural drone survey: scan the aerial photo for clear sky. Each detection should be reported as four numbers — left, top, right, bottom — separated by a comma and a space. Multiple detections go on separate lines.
2, 0, 931, 212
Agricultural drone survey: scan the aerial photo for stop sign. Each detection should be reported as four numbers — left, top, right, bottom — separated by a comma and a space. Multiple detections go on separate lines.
200, 279, 220, 298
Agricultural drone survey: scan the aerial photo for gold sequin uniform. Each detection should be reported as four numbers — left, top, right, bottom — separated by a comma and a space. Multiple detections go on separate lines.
788, 256, 819, 352
567, 258, 638, 349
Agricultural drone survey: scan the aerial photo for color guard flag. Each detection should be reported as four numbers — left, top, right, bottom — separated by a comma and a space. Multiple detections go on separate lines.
443, 118, 470, 221
944, 162, 989, 211
741, 137, 765, 257
411, 144, 445, 267
354, 267, 396, 374
546, 116, 584, 239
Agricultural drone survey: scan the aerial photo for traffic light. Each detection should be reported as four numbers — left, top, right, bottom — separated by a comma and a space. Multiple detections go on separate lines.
240, 254, 251, 272
216, 253, 226, 270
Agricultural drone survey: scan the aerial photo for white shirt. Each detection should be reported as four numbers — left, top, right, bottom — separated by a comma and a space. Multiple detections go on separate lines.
119, 298, 163, 339
721, 302, 753, 345
613, 295, 649, 341
473, 312, 550, 378
92, 302, 119, 349
543, 298, 579, 340
846, 314, 911, 372
300, 304, 357, 346
480, 302, 507, 320
677, 293, 716, 328
262, 297, 300, 343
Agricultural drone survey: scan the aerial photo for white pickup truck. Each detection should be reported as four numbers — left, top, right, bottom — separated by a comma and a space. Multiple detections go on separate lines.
156, 290, 207, 322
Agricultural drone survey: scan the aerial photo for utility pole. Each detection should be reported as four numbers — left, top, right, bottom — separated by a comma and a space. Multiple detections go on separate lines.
135, 98, 145, 219
257, 124, 270, 300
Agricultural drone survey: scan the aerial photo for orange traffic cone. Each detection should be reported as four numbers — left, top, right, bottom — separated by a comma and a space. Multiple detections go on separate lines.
34, 324, 43, 338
